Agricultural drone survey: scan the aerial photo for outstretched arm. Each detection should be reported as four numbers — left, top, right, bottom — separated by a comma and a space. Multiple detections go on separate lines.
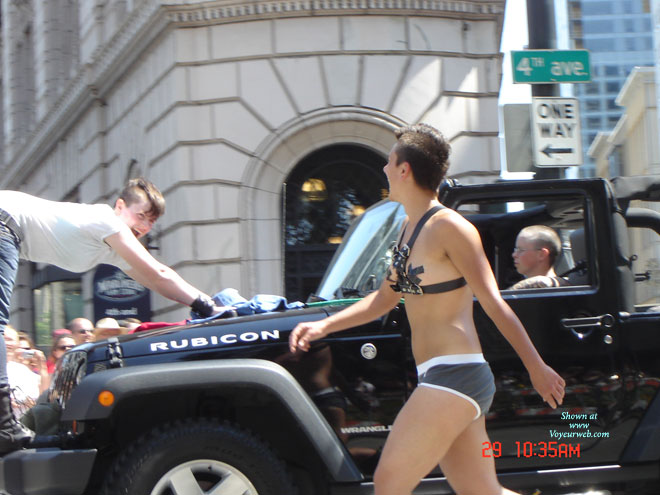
105, 230, 220, 314
444, 215, 566, 408
289, 279, 401, 352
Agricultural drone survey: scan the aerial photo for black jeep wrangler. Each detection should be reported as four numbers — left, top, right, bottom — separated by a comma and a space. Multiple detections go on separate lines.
2, 176, 660, 495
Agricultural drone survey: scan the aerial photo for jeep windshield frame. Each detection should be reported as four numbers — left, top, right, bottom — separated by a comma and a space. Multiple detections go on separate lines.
313, 200, 406, 301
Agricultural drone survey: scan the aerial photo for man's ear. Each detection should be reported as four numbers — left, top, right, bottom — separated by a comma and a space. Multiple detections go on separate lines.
114, 198, 126, 211
539, 247, 551, 261
399, 161, 412, 179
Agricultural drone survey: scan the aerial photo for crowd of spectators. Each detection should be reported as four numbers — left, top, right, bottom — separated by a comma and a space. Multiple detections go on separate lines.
6, 316, 142, 416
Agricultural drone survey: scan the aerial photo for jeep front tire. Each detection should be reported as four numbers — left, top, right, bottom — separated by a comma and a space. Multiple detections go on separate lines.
101, 418, 296, 495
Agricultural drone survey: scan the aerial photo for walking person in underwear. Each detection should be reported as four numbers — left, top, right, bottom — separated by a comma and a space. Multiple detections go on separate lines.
289, 123, 566, 494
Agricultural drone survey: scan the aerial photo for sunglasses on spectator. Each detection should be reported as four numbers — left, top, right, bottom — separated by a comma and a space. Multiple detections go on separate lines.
77, 329, 93, 334
57, 345, 74, 351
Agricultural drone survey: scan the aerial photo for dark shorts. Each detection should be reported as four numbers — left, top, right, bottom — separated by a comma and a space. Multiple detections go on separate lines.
417, 354, 496, 420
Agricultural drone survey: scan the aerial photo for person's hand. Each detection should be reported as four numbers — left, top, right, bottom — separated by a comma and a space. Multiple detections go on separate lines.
289, 320, 328, 353
211, 305, 236, 317
529, 362, 565, 409
29, 349, 47, 373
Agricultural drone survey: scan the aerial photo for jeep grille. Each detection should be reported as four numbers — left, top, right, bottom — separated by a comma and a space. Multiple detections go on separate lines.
49, 350, 87, 409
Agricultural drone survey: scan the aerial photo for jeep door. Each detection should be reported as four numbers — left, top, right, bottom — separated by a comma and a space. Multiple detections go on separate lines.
445, 180, 627, 474
312, 303, 411, 476
302, 200, 411, 477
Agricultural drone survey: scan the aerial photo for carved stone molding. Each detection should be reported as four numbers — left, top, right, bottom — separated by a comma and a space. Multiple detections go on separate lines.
164, 0, 504, 25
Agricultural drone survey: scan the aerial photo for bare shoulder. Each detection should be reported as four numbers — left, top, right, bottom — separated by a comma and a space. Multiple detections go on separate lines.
427, 206, 479, 242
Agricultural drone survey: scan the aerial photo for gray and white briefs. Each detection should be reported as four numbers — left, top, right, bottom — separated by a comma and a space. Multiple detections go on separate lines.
416, 353, 496, 421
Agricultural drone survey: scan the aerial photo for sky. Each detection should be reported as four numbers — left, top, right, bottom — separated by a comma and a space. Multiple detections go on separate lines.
499, 0, 532, 105
499, 0, 573, 104
497, 0, 579, 178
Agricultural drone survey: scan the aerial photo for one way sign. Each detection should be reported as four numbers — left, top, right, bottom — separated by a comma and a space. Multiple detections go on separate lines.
531, 97, 582, 167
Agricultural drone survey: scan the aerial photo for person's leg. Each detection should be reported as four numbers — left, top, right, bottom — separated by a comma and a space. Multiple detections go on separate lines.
0, 225, 17, 387
372, 385, 476, 495
439, 416, 518, 495
0, 225, 33, 455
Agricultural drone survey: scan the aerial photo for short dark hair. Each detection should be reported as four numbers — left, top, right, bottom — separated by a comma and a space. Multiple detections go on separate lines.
394, 123, 451, 192
119, 178, 165, 220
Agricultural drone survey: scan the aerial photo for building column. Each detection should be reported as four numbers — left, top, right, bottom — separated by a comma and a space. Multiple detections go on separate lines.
34, 0, 79, 122
2, 0, 36, 160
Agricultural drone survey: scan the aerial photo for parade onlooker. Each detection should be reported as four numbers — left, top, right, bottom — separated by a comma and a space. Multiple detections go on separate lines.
16, 332, 49, 394
46, 336, 76, 375
94, 317, 122, 340
118, 317, 142, 333
4, 327, 40, 416
67, 317, 95, 346
52, 328, 72, 340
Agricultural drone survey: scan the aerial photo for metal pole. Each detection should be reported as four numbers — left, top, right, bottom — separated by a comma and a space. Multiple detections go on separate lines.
527, 0, 561, 178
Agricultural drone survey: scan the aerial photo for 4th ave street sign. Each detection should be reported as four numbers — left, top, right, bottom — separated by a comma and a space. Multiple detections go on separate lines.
531, 97, 582, 167
512, 50, 591, 84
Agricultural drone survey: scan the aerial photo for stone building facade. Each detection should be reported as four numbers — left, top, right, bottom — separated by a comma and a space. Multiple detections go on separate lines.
1, 0, 505, 333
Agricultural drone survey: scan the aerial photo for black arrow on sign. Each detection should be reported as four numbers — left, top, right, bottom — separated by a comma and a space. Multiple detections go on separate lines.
542, 145, 573, 158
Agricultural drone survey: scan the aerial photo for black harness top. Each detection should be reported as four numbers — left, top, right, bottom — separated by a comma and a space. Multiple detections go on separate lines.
389, 205, 467, 295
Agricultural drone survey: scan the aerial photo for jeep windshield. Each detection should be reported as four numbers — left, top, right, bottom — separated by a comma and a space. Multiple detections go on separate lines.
313, 200, 406, 301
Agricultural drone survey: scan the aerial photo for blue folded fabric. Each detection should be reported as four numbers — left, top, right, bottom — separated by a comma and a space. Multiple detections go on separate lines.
188, 288, 304, 323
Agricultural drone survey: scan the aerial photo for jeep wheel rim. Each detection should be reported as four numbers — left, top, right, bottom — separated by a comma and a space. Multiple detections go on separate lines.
150, 459, 258, 495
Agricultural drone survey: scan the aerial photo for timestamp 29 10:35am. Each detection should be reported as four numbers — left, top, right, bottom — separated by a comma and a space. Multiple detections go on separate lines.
482, 441, 581, 458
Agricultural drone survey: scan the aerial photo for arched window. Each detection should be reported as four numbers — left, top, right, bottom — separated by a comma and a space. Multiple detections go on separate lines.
284, 144, 388, 302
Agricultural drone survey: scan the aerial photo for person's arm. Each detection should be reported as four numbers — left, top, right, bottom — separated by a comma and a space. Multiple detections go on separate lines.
443, 215, 565, 408
289, 278, 401, 352
105, 229, 218, 314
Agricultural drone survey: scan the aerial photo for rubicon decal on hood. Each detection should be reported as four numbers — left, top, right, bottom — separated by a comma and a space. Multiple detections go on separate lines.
150, 329, 281, 352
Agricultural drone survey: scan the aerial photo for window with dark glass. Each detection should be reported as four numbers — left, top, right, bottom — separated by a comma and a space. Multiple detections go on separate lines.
284, 144, 387, 302
585, 38, 615, 52
585, 99, 601, 111
587, 117, 602, 128
454, 195, 591, 290
33, 274, 83, 348
604, 65, 619, 76
642, 36, 653, 50
606, 81, 620, 94
582, 1, 613, 15
583, 19, 614, 34
585, 82, 600, 95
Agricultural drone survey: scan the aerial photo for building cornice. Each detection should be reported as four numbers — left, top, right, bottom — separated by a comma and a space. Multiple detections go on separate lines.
164, 0, 505, 25
1, 0, 504, 189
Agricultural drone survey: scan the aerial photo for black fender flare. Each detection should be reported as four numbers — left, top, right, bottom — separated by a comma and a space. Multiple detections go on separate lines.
63, 359, 363, 482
